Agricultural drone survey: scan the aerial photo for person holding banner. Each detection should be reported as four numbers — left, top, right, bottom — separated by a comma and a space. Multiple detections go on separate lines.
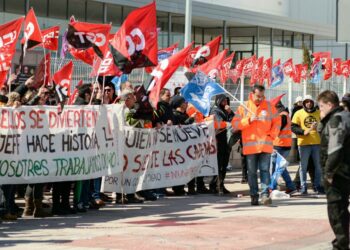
154, 88, 174, 127
232, 84, 280, 205
209, 94, 234, 195
317, 90, 350, 250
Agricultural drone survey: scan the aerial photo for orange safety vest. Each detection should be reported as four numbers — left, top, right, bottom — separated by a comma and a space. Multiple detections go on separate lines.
273, 111, 292, 147
231, 94, 281, 155
186, 104, 204, 123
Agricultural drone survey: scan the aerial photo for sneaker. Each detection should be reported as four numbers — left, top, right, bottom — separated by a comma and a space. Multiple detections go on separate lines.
300, 190, 308, 196
127, 195, 144, 204
115, 197, 128, 204
222, 186, 231, 194
95, 199, 105, 207
251, 196, 259, 206
261, 196, 272, 206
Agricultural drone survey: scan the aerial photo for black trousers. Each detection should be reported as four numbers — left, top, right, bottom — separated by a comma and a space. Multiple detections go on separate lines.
210, 144, 231, 191
52, 182, 72, 208
325, 174, 350, 250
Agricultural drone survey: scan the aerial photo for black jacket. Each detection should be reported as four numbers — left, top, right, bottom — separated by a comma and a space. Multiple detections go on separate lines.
155, 100, 174, 125
173, 110, 194, 125
318, 106, 350, 180
210, 94, 234, 146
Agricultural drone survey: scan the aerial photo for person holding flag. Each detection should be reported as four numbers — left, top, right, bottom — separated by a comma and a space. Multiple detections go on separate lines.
231, 84, 280, 205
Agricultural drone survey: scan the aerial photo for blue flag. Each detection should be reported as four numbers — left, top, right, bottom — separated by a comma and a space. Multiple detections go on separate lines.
270, 64, 284, 88
181, 71, 225, 116
310, 61, 322, 84
111, 74, 128, 94
269, 151, 288, 190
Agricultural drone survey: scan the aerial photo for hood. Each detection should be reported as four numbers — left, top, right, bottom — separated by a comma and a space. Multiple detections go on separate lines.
302, 95, 316, 113
215, 94, 229, 108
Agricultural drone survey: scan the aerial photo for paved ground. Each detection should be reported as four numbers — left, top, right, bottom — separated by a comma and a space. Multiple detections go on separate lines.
0, 165, 335, 250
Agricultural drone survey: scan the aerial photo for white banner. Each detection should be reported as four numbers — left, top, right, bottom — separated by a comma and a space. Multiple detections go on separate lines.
101, 121, 218, 194
0, 104, 123, 184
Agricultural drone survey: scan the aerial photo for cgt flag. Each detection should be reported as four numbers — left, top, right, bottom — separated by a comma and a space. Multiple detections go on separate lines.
192, 49, 228, 80
53, 61, 74, 102
69, 47, 95, 66
191, 36, 221, 67
39, 26, 60, 51
66, 21, 111, 59
33, 53, 51, 88
22, 8, 43, 56
220, 52, 235, 84
181, 71, 225, 116
110, 1, 158, 74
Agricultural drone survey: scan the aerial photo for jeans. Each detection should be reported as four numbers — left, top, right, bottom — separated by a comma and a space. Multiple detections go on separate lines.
298, 145, 322, 192
91, 178, 101, 200
246, 153, 271, 197
270, 147, 296, 191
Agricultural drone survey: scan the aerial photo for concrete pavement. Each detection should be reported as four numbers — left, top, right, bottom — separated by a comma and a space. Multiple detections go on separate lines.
0, 165, 335, 250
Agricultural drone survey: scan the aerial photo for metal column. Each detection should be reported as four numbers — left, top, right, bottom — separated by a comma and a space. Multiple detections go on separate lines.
184, 0, 192, 46
223, 20, 227, 49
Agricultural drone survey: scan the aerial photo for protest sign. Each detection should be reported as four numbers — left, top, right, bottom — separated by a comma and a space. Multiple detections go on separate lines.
0, 104, 123, 184
102, 121, 218, 194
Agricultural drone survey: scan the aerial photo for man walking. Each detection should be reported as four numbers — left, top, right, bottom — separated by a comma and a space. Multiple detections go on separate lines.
317, 90, 350, 250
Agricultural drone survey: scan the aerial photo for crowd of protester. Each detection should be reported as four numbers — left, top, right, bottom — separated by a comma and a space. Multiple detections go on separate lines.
0, 70, 349, 250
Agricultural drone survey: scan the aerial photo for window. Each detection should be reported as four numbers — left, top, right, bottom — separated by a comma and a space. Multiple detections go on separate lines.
49, 0, 67, 19
106, 4, 122, 26
29, 0, 48, 17
68, 0, 86, 21
86, 1, 103, 23
5, 0, 25, 14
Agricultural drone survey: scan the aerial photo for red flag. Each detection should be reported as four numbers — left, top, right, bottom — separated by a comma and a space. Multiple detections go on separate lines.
283, 58, 295, 77
22, 8, 43, 56
53, 61, 73, 97
183, 45, 199, 68
324, 57, 333, 80
333, 58, 342, 76
250, 56, 264, 85
341, 60, 350, 78
270, 93, 286, 106
145, 42, 179, 73
229, 58, 246, 83
110, 1, 158, 73
34, 53, 51, 88
90, 50, 122, 77
273, 59, 281, 67
192, 36, 221, 67
220, 52, 235, 84
301, 64, 308, 80
0, 17, 24, 73
310, 56, 321, 77
260, 57, 272, 85
69, 47, 95, 65
149, 43, 193, 107
293, 64, 303, 83
312, 51, 331, 62
243, 55, 256, 75
192, 49, 228, 79
68, 79, 83, 105
0, 71, 7, 88
66, 21, 111, 58
40, 26, 60, 51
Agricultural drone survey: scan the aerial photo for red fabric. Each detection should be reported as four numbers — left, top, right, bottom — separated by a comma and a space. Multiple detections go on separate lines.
110, 1, 158, 65
300, 64, 308, 80
145, 42, 179, 73
68, 21, 111, 58
34, 53, 51, 88
283, 58, 295, 77
250, 56, 264, 85
148, 43, 193, 108
229, 58, 246, 83
333, 58, 342, 76
90, 50, 122, 77
270, 93, 286, 106
192, 49, 227, 79
312, 51, 331, 60
68, 79, 83, 105
323, 57, 333, 80
53, 61, 73, 96
273, 59, 281, 67
69, 47, 95, 66
243, 55, 256, 75
183, 46, 199, 68
0, 71, 7, 89
310, 57, 321, 77
220, 52, 235, 84
260, 57, 272, 86
293, 64, 302, 83
191, 36, 221, 67
21, 9, 43, 54
0, 17, 24, 71
40, 26, 60, 51
341, 60, 350, 78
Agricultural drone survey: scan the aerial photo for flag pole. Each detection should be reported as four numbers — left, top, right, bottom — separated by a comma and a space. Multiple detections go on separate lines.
343, 76, 347, 96
288, 77, 292, 112
43, 47, 47, 86
240, 74, 244, 103
221, 84, 254, 115
102, 75, 106, 104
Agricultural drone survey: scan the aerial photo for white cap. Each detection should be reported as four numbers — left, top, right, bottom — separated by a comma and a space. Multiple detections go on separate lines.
295, 96, 303, 103
303, 95, 314, 102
